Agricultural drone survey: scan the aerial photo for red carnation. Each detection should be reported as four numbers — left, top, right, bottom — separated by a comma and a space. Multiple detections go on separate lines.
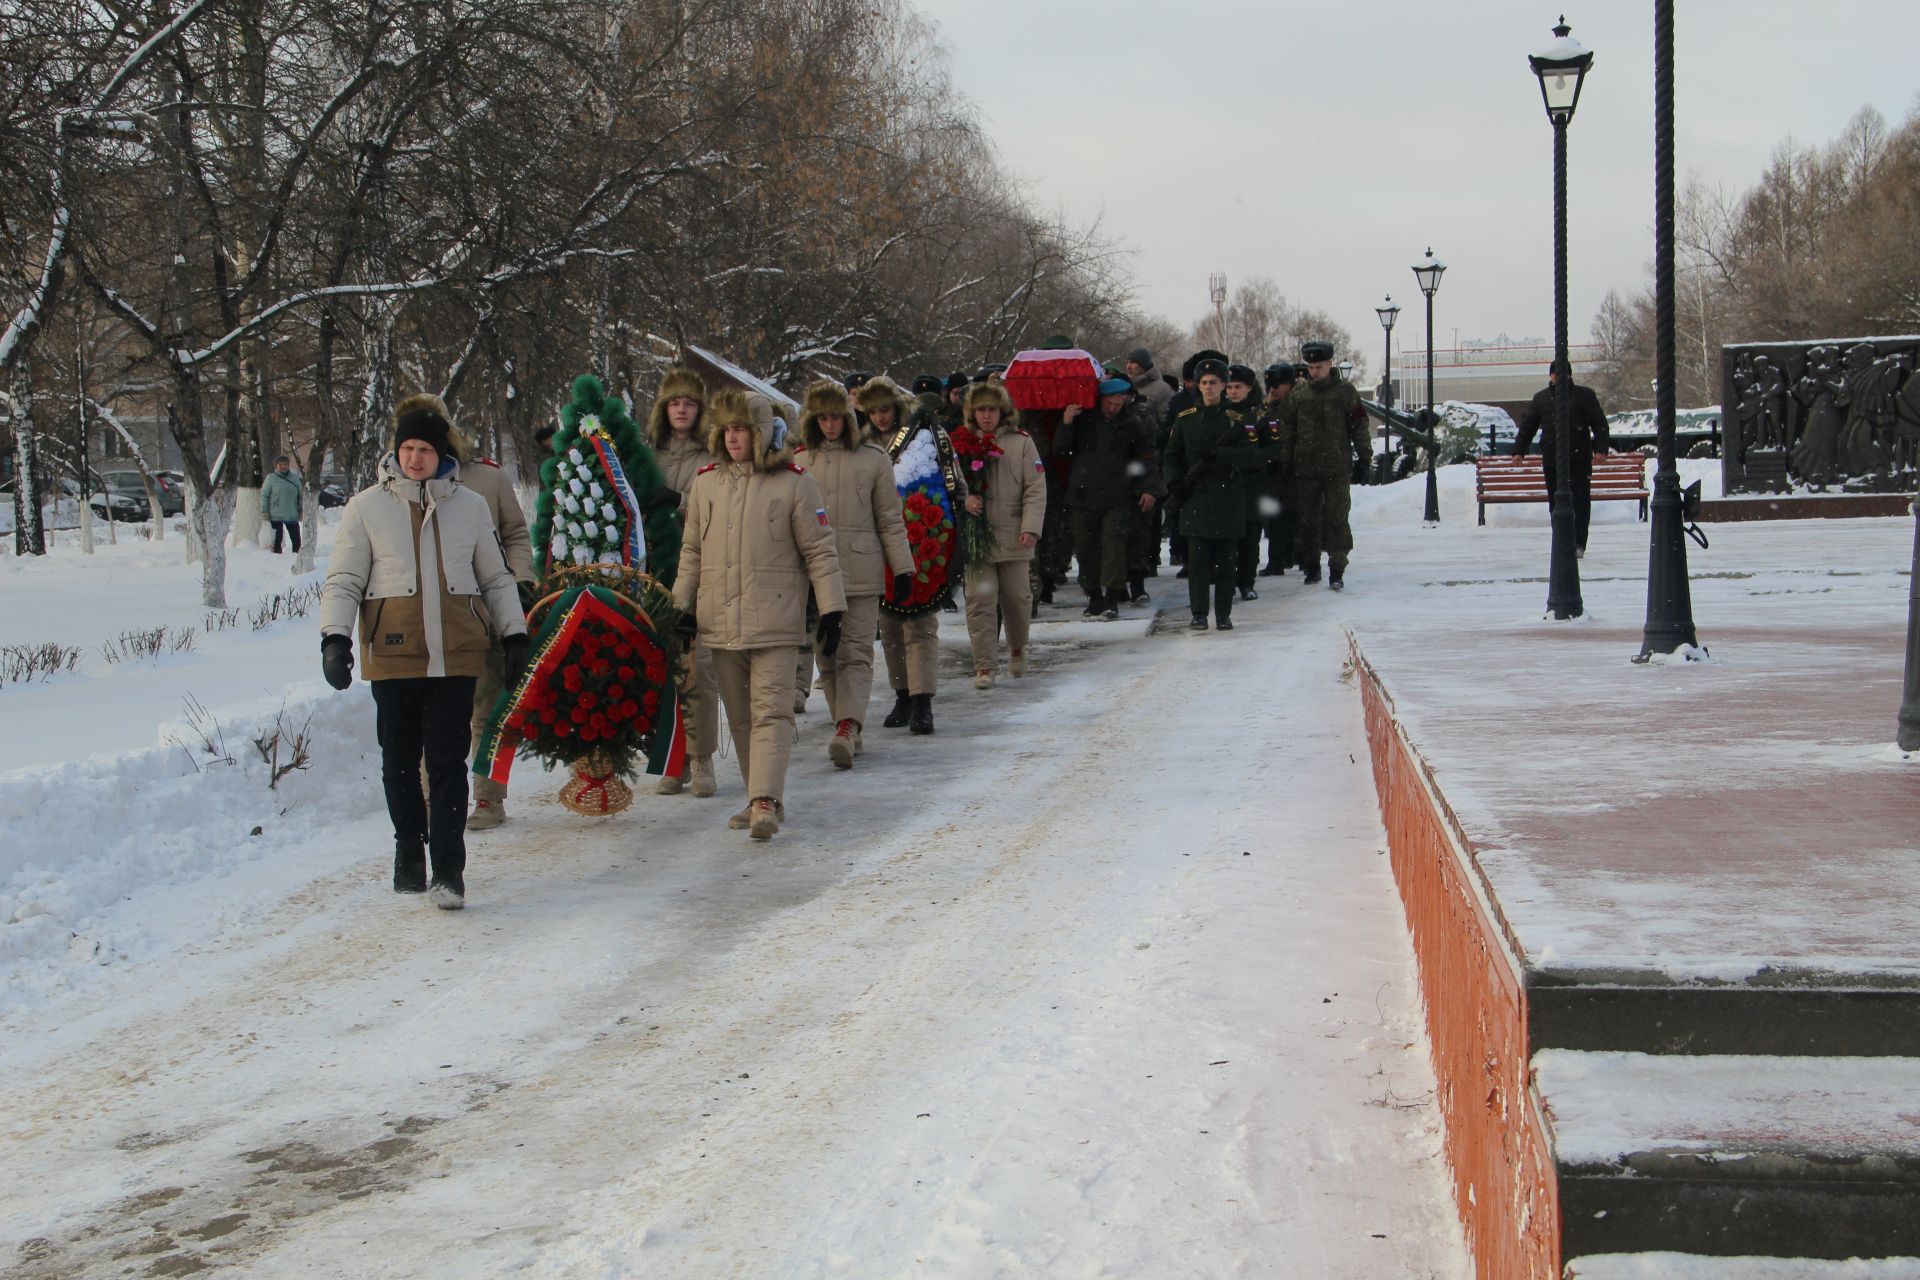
620, 698, 639, 718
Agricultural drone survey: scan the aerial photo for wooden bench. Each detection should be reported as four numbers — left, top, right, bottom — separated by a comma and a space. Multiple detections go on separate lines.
1476, 454, 1649, 525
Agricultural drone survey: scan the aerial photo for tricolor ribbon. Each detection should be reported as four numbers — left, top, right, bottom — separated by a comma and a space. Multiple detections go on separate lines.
582, 428, 648, 570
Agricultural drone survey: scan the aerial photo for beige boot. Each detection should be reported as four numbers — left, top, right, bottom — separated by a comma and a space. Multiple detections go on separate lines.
469, 777, 507, 830
828, 719, 858, 769
656, 769, 685, 795
728, 803, 753, 830
748, 797, 781, 840
974, 669, 995, 690
1009, 648, 1027, 677
689, 755, 716, 798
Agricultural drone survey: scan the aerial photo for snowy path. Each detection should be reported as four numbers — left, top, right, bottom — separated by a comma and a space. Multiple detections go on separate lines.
1, 601, 1466, 1278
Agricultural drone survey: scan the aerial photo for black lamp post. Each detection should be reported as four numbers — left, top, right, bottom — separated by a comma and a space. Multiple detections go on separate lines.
1636, 0, 1702, 658
1377, 296, 1400, 479
1530, 16, 1593, 620
1902, 506, 1920, 750
1412, 250, 1445, 523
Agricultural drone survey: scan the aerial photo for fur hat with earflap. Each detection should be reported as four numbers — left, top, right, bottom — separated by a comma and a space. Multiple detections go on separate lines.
646, 367, 707, 449
963, 380, 1017, 431
800, 380, 865, 451
855, 376, 913, 433
705, 388, 796, 472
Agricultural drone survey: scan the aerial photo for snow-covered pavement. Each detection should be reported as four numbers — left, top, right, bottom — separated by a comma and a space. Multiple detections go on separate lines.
0, 515, 1471, 1277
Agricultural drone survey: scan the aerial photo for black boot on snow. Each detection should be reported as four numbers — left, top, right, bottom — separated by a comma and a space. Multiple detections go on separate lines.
882, 689, 913, 728
1188, 614, 1209, 631
1129, 577, 1149, 605
393, 840, 427, 894
1099, 594, 1120, 621
908, 693, 935, 735
1082, 593, 1102, 618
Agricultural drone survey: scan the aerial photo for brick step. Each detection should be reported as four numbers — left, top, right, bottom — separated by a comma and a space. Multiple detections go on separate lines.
1567, 1253, 1920, 1277
1539, 1051, 1920, 1262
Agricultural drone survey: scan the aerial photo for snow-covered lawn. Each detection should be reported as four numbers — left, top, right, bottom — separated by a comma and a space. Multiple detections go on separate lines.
0, 495, 1486, 1278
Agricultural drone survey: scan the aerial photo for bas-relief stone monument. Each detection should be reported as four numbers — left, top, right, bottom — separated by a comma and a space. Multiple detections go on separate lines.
1721, 336, 1920, 494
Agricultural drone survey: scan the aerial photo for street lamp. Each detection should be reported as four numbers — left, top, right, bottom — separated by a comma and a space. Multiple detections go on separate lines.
1337, 359, 1354, 382
1637, 0, 1704, 660
1529, 15, 1593, 620
1412, 249, 1446, 524
1377, 296, 1401, 482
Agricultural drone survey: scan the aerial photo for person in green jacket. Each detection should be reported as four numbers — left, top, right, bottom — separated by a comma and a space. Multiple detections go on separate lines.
261, 455, 304, 554
1163, 358, 1260, 631
1273, 342, 1371, 590
1223, 364, 1280, 602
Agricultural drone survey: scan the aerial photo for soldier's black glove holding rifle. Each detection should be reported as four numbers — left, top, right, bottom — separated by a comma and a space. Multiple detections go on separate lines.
891, 572, 913, 601
816, 610, 844, 658
502, 633, 531, 689
321, 634, 353, 690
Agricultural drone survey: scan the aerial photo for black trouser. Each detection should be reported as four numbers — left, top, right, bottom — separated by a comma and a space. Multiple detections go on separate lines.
1542, 460, 1594, 550
270, 519, 301, 554
1237, 521, 1262, 590
1185, 536, 1239, 622
372, 676, 476, 884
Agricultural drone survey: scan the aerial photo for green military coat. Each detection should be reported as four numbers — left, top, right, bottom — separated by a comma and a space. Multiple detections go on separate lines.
1224, 395, 1283, 523
1276, 376, 1370, 481
1164, 400, 1260, 540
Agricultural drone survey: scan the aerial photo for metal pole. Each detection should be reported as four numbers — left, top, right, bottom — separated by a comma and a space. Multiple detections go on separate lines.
1637, 0, 1700, 656
1423, 293, 1440, 523
1546, 112, 1583, 619
1901, 500, 1920, 749
1383, 327, 1394, 476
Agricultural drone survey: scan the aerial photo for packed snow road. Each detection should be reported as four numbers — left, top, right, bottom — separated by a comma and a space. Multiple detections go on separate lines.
1, 590, 1467, 1278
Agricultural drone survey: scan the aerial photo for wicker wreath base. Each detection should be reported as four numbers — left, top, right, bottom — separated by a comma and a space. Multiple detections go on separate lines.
558, 749, 632, 816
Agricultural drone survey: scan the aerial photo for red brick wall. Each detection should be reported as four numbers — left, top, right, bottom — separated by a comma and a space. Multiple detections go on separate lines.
1352, 637, 1560, 1280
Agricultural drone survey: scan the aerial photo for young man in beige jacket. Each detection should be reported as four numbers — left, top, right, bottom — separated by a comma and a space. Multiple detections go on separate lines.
673, 390, 847, 839
796, 379, 914, 768
645, 367, 721, 800
320, 403, 529, 908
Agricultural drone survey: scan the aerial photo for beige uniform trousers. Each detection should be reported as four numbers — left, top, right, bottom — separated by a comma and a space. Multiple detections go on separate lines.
682, 643, 719, 761
879, 610, 940, 696
815, 593, 880, 725
964, 561, 1032, 672
466, 641, 507, 803
710, 646, 799, 803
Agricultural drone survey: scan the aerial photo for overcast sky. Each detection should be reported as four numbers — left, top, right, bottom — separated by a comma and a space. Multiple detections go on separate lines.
910, 0, 1920, 374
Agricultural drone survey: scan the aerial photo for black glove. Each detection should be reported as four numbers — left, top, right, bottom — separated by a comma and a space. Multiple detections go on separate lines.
675, 612, 698, 647
891, 571, 913, 600
502, 633, 531, 690
815, 609, 844, 658
321, 634, 353, 690
516, 579, 539, 614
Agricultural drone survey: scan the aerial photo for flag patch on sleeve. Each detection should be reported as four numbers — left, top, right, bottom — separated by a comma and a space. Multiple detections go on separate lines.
816, 508, 830, 527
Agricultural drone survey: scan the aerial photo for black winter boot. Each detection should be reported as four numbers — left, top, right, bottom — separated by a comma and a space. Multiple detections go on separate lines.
393, 839, 427, 894
882, 689, 913, 729
908, 693, 935, 735
1129, 577, 1149, 605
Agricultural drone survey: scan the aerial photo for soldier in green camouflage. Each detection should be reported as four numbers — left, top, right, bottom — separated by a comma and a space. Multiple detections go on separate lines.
1273, 341, 1371, 590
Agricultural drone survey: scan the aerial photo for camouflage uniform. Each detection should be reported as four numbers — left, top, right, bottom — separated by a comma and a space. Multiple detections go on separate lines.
1274, 375, 1370, 583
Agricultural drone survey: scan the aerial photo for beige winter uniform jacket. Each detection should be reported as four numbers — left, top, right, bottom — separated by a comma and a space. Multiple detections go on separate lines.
673, 457, 849, 651
320, 455, 527, 680
657, 433, 709, 496
975, 429, 1047, 563
453, 456, 534, 584
794, 432, 913, 598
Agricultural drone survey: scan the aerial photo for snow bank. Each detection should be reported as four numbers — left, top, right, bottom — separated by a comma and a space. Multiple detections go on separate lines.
0, 682, 381, 1016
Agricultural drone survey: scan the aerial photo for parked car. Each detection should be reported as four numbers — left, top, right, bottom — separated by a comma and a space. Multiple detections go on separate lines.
318, 473, 353, 508
0, 475, 149, 523
99, 468, 186, 517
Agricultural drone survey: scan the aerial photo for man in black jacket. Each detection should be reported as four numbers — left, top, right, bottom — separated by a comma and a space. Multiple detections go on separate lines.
1514, 362, 1611, 556
1061, 377, 1164, 619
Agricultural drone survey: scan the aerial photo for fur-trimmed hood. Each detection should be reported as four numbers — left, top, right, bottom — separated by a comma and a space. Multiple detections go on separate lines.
963, 380, 1017, 430
705, 388, 796, 472
646, 367, 707, 449
799, 380, 869, 451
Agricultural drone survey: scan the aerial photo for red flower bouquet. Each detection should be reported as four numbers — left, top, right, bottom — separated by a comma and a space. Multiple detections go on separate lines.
947, 426, 1004, 564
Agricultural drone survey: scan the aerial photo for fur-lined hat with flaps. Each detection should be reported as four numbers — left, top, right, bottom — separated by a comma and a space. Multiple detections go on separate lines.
855, 375, 913, 426
963, 380, 1015, 428
705, 388, 795, 471
646, 366, 707, 448
800, 380, 865, 450
393, 392, 464, 462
